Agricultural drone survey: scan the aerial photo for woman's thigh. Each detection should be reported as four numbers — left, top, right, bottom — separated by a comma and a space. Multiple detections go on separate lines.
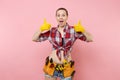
45, 74, 57, 80
61, 76, 72, 80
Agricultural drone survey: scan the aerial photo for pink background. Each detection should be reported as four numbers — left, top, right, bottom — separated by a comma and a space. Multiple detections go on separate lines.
0, 0, 120, 80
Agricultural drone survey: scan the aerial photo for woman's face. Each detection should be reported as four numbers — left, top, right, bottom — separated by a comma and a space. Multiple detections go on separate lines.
56, 10, 68, 27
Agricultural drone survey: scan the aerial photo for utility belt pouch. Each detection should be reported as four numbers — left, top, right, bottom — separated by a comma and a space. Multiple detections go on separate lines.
63, 60, 75, 77
43, 56, 56, 76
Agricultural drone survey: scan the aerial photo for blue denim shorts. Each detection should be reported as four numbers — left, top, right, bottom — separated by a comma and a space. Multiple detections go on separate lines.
45, 70, 72, 80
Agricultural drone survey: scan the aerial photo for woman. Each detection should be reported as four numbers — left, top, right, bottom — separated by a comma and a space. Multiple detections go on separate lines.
32, 8, 93, 80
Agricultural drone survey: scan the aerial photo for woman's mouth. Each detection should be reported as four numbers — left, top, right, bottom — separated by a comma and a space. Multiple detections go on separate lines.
59, 21, 64, 24
59, 21, 63, 22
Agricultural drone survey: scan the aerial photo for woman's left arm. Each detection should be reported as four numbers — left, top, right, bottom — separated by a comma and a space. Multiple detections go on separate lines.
82, 30, 93, 42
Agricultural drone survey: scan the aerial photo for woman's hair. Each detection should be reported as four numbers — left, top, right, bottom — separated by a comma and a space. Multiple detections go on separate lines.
56, 7, 68, 16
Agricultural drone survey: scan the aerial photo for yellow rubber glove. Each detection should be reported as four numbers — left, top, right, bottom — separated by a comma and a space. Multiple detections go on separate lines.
74, 20, 85, 33
40, 19, 51, 32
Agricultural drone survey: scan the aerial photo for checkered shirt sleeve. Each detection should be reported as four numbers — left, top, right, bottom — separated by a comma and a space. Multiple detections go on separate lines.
75, 31, 87, 41
38, 31, 50, 42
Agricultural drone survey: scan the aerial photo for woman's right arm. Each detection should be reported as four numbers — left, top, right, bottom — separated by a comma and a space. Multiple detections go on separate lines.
32, 29, 50, 42
32, 19, 51, 42
32, 30, 41, 42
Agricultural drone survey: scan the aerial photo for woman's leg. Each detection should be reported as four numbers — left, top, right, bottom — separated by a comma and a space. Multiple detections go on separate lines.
45, 76, 57, 80
45, 74, 57, 80
60, 76, 72, 80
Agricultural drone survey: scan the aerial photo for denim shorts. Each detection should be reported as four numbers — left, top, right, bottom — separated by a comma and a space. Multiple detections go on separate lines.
45, 70, 72, 80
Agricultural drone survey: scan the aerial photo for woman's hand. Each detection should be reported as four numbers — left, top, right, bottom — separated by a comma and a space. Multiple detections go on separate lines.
74, 20, 85, 33
40, 19, 51, 33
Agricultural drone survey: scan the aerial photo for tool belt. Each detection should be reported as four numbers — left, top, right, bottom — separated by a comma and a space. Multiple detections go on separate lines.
43, 56, 75, 78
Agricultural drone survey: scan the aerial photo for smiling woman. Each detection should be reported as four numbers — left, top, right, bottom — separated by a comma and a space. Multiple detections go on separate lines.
32, 7, 93, 80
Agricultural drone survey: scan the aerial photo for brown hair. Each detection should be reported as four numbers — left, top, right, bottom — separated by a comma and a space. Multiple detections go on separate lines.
56, 7, 68, 16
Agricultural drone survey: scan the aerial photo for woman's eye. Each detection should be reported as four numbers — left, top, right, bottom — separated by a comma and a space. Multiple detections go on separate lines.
62, 15, 65, 17
57, 15, 60, 17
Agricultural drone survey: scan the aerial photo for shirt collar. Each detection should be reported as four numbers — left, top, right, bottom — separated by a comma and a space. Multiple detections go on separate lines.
57, 23, 69, 32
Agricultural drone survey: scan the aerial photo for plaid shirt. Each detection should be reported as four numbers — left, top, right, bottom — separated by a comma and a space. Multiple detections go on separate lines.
39, 25, 86, 60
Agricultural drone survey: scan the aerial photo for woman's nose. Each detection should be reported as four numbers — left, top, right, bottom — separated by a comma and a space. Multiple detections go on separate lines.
59, 16, 63, 19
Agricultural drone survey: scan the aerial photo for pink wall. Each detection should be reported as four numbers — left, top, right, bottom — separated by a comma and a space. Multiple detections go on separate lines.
0, 0, 120, 80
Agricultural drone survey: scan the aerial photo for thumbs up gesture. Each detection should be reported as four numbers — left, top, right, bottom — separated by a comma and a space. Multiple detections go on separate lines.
40, 19, 51, 32
74, 20, 85, 33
